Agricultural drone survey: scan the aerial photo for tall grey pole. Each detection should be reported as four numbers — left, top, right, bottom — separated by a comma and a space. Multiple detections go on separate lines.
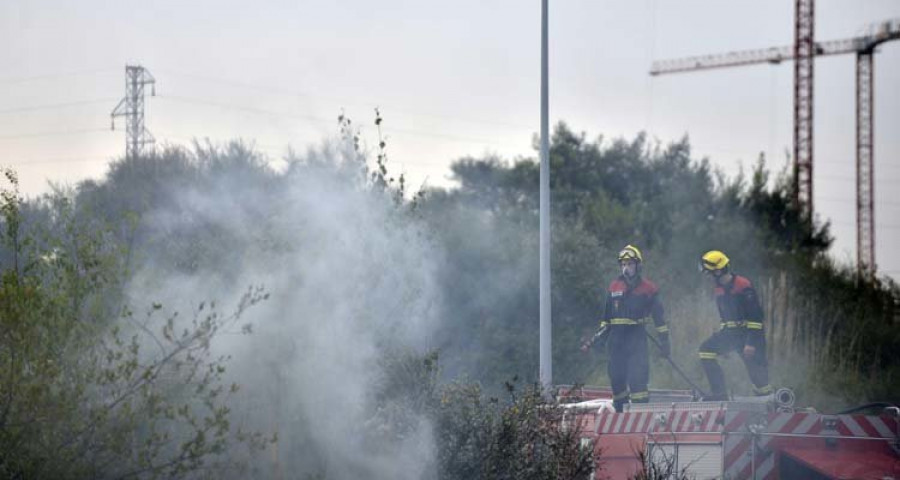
539, 0, 552, 391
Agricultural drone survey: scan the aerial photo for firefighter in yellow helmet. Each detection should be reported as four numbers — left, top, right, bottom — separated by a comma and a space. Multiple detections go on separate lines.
697, 250, 772, 400
583, 245, 669, 412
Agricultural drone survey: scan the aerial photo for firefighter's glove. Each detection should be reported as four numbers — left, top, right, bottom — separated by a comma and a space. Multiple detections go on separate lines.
742, 344, 756, 359
657, 333, 671, 358
579, 338, 592, 353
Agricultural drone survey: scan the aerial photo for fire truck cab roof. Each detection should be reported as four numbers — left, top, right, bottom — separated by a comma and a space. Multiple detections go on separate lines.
559, 386, 900, 480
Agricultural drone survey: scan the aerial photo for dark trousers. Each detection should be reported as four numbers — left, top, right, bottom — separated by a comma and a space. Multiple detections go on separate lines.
699, 327, 770, 397
607, 325, 649, 411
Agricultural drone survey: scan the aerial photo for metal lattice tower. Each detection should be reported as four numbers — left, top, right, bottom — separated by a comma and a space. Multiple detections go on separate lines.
857, 51, 875, 277
111, 65, 156, 160
794, 0, 815, 218
650, 18, 900, 278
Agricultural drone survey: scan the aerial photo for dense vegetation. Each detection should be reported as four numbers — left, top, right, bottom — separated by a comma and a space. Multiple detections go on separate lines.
0, 119, 897, 478
421, 123, 899, 406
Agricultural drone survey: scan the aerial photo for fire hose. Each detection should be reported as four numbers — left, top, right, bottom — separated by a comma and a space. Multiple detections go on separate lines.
581, 325, 710, 399
643, 330, 710, 399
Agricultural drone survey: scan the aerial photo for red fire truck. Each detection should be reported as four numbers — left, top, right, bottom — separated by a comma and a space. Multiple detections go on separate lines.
560, 386, 900, 480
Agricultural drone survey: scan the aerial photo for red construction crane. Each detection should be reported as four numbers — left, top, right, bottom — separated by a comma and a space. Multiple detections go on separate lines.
795, 0, 815, 227
650, 17, 900, 278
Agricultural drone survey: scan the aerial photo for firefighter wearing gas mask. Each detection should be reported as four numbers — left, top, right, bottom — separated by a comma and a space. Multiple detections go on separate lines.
697, 250, 773, 401
585, 245, 669, 412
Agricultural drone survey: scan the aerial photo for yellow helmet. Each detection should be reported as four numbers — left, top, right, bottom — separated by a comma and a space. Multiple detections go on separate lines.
699, 250, 730, 272
618, 245, 643, 263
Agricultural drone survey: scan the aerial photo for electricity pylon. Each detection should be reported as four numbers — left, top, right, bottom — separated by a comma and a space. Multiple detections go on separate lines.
111, 65, 156, 160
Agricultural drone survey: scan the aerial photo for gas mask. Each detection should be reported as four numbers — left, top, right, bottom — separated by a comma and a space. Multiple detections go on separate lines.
621, 260, 638, 279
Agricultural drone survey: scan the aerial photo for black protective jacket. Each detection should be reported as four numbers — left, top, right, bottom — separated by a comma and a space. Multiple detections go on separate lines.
713, 274, 765, 348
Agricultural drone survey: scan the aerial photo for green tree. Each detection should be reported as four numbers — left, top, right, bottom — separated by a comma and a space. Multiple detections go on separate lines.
0, 168, 270, 479
421, 122, 899, 406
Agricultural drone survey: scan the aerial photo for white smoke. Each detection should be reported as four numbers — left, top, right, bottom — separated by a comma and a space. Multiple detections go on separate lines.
124, 140, 443, 479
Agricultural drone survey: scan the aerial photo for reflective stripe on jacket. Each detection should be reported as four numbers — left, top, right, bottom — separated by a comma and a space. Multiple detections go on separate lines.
714, 274, 765, 347
600, 276, 666, 333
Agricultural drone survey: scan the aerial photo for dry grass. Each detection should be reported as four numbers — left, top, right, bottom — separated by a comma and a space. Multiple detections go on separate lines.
628, 270, 900, 410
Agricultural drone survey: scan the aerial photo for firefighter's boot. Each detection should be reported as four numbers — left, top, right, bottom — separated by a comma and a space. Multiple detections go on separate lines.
700, 355, 728, 400
746, 361, 771, 396
612, 392, 630, 413
630, 391, 649, 404
752, 384, 774, 396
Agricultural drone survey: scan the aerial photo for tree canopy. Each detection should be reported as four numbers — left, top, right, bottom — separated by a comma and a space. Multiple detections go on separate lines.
1, 119, 897, 479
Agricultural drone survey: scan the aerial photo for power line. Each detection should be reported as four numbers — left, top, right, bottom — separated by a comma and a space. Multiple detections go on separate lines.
830, 220, 900, 230
818, 197, 900, 207
0, 127, 109, 140
153, 130, 286, 154
818, 172, 900, 182
0, 98, 117, 116
0, 68, 118, 86
155, 68, 533, 131
155, 94, 501, 145
818, 173, 900, 182
387, 126, 501, 145
4, 156, 112, 166
156, 94, 333, 126
817, 158, 900, 168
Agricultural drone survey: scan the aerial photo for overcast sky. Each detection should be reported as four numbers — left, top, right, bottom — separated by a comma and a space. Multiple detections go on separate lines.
2, 0, 898, 280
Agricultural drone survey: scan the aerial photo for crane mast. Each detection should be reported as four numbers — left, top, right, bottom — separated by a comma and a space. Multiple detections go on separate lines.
650, 17, 900, 279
